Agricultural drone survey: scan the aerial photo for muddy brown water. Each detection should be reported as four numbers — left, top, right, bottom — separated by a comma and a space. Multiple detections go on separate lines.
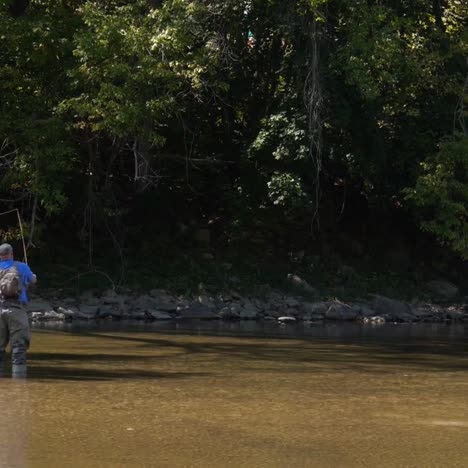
1, 321, 467, 468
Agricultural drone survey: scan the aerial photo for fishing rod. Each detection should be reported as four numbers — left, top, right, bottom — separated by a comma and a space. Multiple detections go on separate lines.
0, 208, 28, 264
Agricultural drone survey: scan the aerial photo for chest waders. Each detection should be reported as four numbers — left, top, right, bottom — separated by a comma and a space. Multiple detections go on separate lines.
0, 298, 29, 378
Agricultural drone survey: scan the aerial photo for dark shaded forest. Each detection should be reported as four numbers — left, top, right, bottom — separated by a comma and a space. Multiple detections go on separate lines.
0, 0, 467, 296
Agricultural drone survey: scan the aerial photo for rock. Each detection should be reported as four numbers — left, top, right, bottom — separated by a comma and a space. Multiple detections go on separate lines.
31, 312, 43, 321
130, 310, 147, 320
287, 274, 318, 296
219, 305, 240, 320
79, 290, 100, 306
134, 295, 160, 311
282, 308, 301, 318
252, 283, 272, 296
446, 306, 464, 321
146, 310, 173, 320
152, 302, 178, 312
101, 289, 126, 305
325, 302, 357, 321
299, 302, 329, 315
372, 295, 416, 322
266, 291, 283, 302
56, 306, 78, 319
252, 299, 266, 311
230, 290, 243, 300
304, 313, 324, 322
285, 297, 300, 308
178, 303, 219, 319
42, 310, 65, 321
197, 295, 217, 310
238, 300, 259, 319
426, 280, 459, 301
278, 316, 297, 323
265, 299, 284, 311
149, 289, 177, 303
263, 315, 277, 320
358, 316, 386, 324
62, 297, 76, 306
351, 303, 376, 318
77, 305, 99, 319
413, 303, 444, 321
264, 309, 283, 319
27, 299, 53, 312
97, 304, 123, 319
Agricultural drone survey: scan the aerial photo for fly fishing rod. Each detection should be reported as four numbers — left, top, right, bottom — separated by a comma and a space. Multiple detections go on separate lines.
0, 208, 28, 264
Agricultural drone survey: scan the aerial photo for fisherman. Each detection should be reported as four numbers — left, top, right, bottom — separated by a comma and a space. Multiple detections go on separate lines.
0, 243, 37, 378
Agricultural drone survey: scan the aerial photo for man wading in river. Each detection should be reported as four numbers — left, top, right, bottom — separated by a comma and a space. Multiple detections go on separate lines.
0, 243, 37, 378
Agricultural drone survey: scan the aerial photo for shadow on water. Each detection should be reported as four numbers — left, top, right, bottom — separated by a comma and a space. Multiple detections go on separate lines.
24, 321, 468, 381
27, 366, 210, 381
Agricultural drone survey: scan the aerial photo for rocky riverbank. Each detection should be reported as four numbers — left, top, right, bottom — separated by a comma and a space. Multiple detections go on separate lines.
27, 282, 468, 325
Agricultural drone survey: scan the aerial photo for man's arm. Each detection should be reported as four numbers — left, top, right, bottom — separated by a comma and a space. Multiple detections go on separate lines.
18, 263, 36, 285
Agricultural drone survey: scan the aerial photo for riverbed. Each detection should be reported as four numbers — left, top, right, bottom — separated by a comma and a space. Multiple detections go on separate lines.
1, 322, 467, 467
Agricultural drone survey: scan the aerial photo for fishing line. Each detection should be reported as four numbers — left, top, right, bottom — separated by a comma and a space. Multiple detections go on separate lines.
0, 208, 28, 264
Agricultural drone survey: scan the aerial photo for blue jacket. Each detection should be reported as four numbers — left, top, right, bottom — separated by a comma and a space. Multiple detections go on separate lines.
0, 260, 35, 303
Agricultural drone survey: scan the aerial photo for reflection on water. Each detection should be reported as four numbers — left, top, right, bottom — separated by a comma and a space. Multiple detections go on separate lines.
32, 319, 468, 341
0, 382, 30, 468
0, 322, 467, 467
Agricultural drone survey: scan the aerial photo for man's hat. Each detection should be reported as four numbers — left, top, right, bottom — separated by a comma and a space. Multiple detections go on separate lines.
0, 243, 13, 255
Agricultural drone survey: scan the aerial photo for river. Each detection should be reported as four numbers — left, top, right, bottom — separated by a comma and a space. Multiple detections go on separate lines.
1, 321, 467, 467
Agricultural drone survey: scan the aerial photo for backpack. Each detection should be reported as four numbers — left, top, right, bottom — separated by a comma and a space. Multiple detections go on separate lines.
0, 262, 22, 298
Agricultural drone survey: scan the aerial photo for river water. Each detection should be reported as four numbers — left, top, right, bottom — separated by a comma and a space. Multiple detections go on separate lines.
1, 321, 467, 467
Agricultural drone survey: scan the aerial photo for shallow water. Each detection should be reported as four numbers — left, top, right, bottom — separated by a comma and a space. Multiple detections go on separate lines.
1, 322, 467, 467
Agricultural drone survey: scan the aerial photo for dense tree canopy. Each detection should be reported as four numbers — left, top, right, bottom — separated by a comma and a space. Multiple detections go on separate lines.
0, 0, 466, 281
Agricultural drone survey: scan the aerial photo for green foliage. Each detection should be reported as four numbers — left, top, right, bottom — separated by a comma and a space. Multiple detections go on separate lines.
267, 172, 309, 208
0, 0, 467, 283
249, 111, 309, 162
406, 134, 468, 259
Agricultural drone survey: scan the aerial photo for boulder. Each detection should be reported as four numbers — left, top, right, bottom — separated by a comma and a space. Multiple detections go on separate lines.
446, 306, 464, 321
426, 280, 459, 301
238, 299, 259, 319
197, 295, 217, 310
285, 297, 301, 308
42, 310, 65, 321
100, 289, 127, 306
287, 274, 318, 296
27, 299, 53, 312
263, 309, 282, 319
149, 289, 178, 303
325, 302, 357, 321
97, 304, 124, 319
219, 305, 240, 320
299, 301, 329, 316
146, 310, 173, 320
372, 295, 416, 322
77, 305, 99, 319
352, 303, 376, 318
79, 290, 100, 306
412, 303, 444, 321
178, 303, 219, 319
133, 295, 160, 311
278, 316, 297, 323
130, 310, 147, 320
56, 306, 78, 319
152, 302, 178, 312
